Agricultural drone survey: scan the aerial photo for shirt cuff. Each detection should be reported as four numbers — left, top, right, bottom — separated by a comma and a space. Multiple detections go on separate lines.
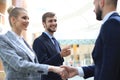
76, 67, 84, 77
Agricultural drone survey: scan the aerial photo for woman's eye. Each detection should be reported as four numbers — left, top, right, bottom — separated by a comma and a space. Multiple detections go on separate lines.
22, 16, 29, 20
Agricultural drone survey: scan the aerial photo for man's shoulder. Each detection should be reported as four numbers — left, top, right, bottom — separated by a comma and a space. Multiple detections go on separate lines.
109, 13, 120, 21
34, 34, 47, 42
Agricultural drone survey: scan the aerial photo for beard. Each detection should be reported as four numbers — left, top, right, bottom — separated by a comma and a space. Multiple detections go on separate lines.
47, 28, 56, 33
96, 6, 102, 21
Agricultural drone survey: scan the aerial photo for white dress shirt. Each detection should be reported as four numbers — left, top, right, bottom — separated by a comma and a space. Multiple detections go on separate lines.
44, 31, 55, 44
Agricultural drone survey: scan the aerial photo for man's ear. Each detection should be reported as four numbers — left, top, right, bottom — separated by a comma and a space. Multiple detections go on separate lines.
100, 0, 105, 8
42, 22, 45, 28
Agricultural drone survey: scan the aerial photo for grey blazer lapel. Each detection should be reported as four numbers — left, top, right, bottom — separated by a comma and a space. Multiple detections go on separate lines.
6, 31, 35, 62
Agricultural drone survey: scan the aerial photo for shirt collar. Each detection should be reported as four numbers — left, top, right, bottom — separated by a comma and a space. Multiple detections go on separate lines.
10, 30, 23, 40
44, 31, 53, 39
102, 11, 117, 24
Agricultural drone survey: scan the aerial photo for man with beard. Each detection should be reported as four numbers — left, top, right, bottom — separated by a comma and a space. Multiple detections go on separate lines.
33, 12, 71, 80
61, 0, 120, 80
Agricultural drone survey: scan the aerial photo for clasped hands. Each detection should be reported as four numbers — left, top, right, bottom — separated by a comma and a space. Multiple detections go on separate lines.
54, 65, 79, 80
51, 46, 78, 79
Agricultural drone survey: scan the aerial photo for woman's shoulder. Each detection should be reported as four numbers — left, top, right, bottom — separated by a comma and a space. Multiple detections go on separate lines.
0, 31, 9, 42
0, 33, 6, 39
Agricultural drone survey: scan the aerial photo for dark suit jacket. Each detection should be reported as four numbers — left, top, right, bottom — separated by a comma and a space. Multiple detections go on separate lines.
33, 32, 64, 80
82, 13, 120, 80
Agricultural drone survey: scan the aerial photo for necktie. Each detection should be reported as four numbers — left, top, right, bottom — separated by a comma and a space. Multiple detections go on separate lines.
52, 37, 60, 53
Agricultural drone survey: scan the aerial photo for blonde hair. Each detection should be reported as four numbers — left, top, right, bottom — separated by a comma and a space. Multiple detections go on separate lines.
7, 6, 27, 27
7, 6, 15, 14
42, 12, 56, 22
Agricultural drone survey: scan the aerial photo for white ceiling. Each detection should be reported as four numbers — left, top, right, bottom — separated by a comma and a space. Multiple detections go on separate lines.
26, 0, 120, 39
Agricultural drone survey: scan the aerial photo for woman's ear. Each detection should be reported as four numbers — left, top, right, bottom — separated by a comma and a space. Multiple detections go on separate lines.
11, 16, 16, 24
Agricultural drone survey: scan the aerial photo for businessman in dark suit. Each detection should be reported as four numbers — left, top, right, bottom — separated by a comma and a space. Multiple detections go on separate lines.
33, 12, 71, 80
61, 0, 120, 80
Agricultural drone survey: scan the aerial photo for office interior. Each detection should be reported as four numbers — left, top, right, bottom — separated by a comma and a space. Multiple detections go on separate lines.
0, 0, 120, 80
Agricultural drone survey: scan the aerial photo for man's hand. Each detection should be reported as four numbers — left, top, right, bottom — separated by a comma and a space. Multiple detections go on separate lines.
61, 65, 79, 78
60, 46, 71, 57
48, 66, 68, 79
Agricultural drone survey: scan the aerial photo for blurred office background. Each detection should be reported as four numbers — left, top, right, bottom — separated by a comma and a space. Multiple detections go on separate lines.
0, 0, 120, 80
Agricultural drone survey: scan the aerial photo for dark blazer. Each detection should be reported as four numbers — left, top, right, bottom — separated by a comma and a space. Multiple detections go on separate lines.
33, 32, 64, 80
82, 13, 120, 80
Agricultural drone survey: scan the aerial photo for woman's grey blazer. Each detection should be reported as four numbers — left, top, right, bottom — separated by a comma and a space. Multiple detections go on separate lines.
0, 31, 49, 80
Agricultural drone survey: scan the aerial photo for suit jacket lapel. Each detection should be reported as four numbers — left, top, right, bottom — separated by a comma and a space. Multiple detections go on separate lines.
42, 33, 55, 48
42, 32, 61, 52
6, 31, 35, 62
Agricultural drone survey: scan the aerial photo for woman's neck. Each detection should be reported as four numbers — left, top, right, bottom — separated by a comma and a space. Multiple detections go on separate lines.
12, 28, 22, 37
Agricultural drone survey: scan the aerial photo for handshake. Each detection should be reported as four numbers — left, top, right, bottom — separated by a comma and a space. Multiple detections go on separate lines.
48, 46, 79, 79
49, 65, 79, 80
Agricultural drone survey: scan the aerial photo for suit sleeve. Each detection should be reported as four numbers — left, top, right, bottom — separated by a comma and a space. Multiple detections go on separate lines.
82, 65, 94, 78
0, 36, 49, 74
33, 38, 64, 66
98, 18, 120, 80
